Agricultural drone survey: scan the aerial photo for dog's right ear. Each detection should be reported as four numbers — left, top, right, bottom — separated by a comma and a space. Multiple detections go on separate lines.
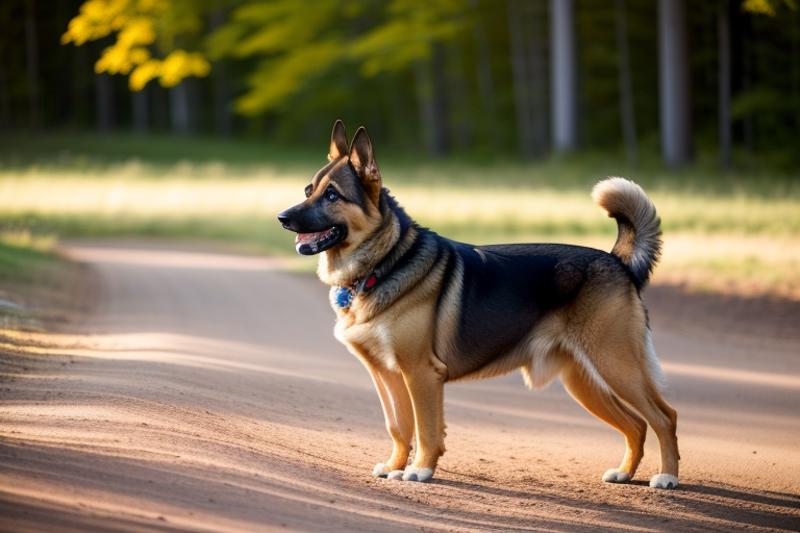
349, 126, 382, 205
348, 127, 380, 181
328, 119, 348, 161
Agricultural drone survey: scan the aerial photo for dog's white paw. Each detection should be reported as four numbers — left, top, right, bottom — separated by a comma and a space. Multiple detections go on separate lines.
602, 468, 631, 483
401, 466, 434, 482
373, 463, 406, 479
386, 469, 404, 480
649, 473, 679, 489
372, 463, 388, 477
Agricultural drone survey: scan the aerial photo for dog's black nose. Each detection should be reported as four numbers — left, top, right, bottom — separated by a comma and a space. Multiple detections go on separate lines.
277, 210, 292, 228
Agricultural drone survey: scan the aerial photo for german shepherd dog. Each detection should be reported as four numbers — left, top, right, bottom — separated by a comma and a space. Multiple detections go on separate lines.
278, 121, 680, 489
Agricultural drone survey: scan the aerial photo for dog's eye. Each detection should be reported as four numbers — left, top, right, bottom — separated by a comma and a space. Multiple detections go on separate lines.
324, 187, 339, 202
304, 184, 313, 198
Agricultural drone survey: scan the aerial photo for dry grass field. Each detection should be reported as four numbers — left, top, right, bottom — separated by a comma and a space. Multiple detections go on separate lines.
2, 133, 798, 298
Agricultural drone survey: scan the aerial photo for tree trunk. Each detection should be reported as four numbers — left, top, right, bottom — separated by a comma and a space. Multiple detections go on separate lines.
718, 0, 732, 168
526, 0, 548, 156
25, 0, 40, 129
71, 44, 91, 127
414, 46, 449, 156
549, 0, 578, 152
212, 62, 233, 137
382, 73, 407, 144
794, 7, 800, 136
132, 86, 149, 133
742, 13, 754, 151
615, 0, 638, 165
658, 0, 692, 167
430, 43, 450, 155
54, 1, 75, 127
508, 0, 534, 157
0, 63, 9, 129
170, 82, 191, 135
414, 59, 436, 154
95, 73, 114, 132
472, 0, 499, 149
448, 41, 473, 150
150, 85, 167, 131
209, 7, 233, 137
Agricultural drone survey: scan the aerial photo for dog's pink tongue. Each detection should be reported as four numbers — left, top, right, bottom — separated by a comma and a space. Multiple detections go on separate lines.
296, 232, 323, 244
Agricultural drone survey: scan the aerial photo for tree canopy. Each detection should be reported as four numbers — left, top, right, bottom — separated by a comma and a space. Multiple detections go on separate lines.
61, 0, 210, 90
0, 0, 797, 166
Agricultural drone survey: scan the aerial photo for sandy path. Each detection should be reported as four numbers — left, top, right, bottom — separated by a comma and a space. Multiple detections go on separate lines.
1, 242, 798, 532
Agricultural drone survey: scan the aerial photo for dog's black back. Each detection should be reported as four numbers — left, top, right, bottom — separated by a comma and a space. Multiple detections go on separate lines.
373, 193, 637, 380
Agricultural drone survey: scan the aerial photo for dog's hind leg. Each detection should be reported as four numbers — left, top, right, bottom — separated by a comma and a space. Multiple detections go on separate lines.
587, 336, 680, 489
560, 360, 647, 483
607, 372, 679, 489
399, 355, 447, 482
365, 364, 415, 479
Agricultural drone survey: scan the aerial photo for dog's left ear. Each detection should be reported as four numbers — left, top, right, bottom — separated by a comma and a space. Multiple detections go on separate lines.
349, 126, 381, 181
349, 126, 382, 204
328, 119, 348, 161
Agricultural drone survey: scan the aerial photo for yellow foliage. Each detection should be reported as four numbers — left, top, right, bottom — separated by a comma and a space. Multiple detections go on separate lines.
129, 59, 161, 90
117, 17, 155, 46
129, 47, 150, 64
62, 0, 130, 45
137, 0, 169, 12
96, 42, 135, 74
159, 51, 210, 88
126, 52, 210, 90
62, 0, 209, 91
236, 41, 341, 114
744, 0, 778, 15
743, 0, 798, 15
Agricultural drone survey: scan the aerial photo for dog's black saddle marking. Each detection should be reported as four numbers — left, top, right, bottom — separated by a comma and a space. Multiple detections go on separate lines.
447, 242, 604, 378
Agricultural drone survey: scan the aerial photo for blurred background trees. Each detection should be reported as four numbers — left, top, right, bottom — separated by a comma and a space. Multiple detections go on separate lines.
1, 0, 798, 168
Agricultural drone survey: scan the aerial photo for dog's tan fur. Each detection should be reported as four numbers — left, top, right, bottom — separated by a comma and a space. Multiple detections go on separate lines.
284, 122, 680, 487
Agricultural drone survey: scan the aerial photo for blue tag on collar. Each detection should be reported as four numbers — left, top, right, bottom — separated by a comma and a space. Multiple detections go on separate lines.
334, 286, 354, 309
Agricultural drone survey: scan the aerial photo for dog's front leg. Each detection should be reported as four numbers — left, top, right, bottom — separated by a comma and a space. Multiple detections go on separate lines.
400, 357, 447, 482
365, 363, 414, 479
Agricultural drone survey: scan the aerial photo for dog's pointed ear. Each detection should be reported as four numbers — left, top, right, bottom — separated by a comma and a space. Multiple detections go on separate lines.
328, 119, 348, 161
349, 126, 380, 184
349, 126, 382, 204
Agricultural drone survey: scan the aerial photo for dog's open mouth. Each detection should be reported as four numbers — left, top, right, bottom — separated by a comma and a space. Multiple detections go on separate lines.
295, 225, 346, 255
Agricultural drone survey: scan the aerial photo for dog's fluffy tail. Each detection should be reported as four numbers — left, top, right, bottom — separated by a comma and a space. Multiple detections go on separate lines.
592, 177, 662, 289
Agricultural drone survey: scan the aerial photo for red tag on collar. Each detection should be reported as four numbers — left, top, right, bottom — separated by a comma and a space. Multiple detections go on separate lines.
365, 275, 377, 289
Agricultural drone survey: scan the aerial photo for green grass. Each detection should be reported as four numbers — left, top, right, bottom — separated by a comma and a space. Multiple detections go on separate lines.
0, 233, 60, 287
0, 232, 85, 330
1, 131, 799, 298
4, 130, 799, 193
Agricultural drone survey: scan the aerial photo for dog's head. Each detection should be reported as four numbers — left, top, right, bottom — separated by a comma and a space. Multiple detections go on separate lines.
278, 120, 383, 256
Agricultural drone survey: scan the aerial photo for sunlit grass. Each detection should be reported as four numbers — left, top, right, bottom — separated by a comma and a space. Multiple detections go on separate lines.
0, 231, 60, 286
3, 170, 798, 234
0, 229, 56, 251
1, 132, 798, 298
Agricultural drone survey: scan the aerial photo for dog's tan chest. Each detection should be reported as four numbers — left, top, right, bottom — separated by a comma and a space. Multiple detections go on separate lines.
334, 318, 399, 370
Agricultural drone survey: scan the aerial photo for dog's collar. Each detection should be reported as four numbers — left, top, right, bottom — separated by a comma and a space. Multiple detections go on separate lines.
332, 209, 414, 310
333, 272, 378, 309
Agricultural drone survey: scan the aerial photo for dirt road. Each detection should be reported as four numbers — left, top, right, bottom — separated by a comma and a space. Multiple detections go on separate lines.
1, 242, 798, 532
